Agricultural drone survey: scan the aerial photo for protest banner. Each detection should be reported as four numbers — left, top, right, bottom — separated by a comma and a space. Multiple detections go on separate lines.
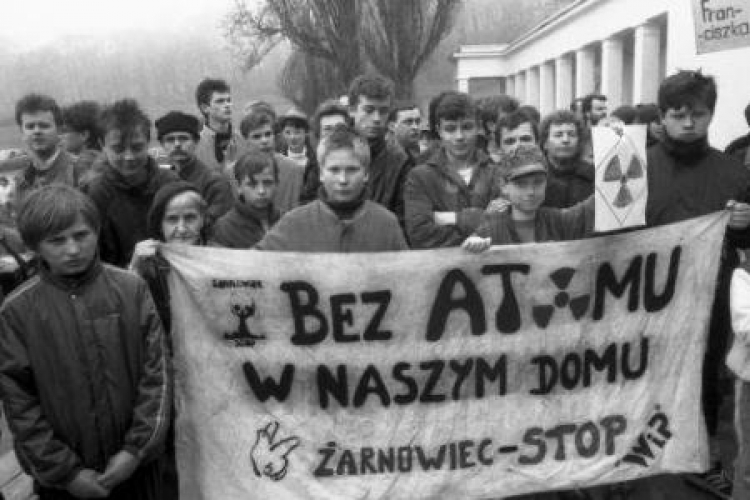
593, 124, 647, 233
692, 0, 750, 54
162, 211, 728, 499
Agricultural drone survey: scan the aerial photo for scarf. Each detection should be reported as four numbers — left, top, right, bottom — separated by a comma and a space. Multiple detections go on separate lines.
660, 134, 710, 164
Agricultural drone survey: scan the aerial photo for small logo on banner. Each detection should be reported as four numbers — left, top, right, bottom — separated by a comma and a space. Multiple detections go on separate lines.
251, 421, 301, 481
532, 267, 591, 328
224, 301, 266, 347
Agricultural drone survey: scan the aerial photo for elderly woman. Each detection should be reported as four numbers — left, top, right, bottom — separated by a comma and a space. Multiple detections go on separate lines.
129, 180, 209, 335
129, 180, 209, 500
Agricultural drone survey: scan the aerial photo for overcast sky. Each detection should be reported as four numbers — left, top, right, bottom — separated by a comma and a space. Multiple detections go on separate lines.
2, 0, 233, 50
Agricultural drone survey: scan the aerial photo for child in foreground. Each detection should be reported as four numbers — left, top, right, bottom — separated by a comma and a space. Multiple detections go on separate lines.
0, 185, 170, 499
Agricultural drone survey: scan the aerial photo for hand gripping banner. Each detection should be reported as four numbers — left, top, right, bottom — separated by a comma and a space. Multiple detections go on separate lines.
162, 211, 728, 499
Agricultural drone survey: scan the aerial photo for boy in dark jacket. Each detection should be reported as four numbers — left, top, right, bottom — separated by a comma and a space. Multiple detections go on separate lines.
405, 91, 501, 249
462, 144, 593, 251
85, 99, 178, 268
211, 151, 280, 248
0, 185, 170, 499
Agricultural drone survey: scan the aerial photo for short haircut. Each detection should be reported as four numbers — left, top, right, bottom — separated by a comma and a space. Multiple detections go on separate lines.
17, 185, 100, 251
657, 70, 718, 114
496, 110, 539, 143
539, 109, 585, 145
388, 102, 419, 124
240, 110, 275, 139
195, 78, 230, 114
478, 95, 520, 124
244, 100, 277, 121
15, 93, 62, 127
62, 101, 103, 149
434, 92, 478, 126
518, 105, 541, 124
611, 105, 637, 125
99, 99, 152, 141
427, 91, 453, 133
347, 74, 393, 108
582, 93, 607, 114
279, 117, 309, 131
234, 151, 278, 183
312, 99, 351, 137
635, 103, 660, 124
316, 124, 370, 168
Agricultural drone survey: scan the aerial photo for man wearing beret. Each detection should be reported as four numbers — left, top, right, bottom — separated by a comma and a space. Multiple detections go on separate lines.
155, 111, 234, 223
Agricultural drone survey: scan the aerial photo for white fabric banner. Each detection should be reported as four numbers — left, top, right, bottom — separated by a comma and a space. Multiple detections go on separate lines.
163, 212, 728, 499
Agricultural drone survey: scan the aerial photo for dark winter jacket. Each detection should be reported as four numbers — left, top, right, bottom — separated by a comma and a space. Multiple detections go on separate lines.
405, 147, 500, 249
211, 200, 280, 249
367, 138, 413, 225
476, 197, 594, 245
646, 138, 750, 247
177, 157, 233, 223
0, 261, 170, 489
255, 199, 407, 252
543, 157, 595, 209
86, 158, 178, 267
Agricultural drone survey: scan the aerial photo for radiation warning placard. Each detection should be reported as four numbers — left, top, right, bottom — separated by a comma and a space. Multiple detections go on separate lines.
593, 125, 648, 233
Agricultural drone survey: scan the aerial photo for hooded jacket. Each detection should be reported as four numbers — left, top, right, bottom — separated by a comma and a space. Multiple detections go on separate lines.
86, 158, 178, 267
0, 261, 170, 489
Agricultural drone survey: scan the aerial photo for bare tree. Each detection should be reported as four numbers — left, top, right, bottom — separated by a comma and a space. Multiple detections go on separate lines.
225, 0, 363, 87
224, 0, 461, 100
361, 0, 461, 98
277, 50, 345, 115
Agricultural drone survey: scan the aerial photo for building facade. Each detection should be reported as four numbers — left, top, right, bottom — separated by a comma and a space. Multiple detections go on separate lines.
454, 0, 750, 147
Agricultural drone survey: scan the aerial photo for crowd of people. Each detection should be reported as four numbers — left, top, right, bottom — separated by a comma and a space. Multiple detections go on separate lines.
0, 69, 749, 499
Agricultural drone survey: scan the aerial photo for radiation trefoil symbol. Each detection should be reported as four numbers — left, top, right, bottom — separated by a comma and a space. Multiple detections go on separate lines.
604, 155, 644, 208
532, 267, 590, 328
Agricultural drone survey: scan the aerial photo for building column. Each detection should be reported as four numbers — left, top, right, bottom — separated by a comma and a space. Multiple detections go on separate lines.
556, 54, 574, 111
457, 78, 470, 93
505, 75, 515, 97
526, 66, 540, 109
516, 71, 527, 103
633, 22, 661, 104
601, 36, 624, 108
575, 46, 595, 97
539, 61, 555, 115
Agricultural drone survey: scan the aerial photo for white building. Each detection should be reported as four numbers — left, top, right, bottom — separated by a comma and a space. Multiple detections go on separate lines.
453, 0, 750, 147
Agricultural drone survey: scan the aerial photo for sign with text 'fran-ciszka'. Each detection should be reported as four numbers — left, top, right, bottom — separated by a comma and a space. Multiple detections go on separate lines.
693, 0, 750, 54
163, 212, 728, 499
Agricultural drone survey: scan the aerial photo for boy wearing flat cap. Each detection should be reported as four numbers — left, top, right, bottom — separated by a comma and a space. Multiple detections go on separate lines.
462, 144, 593, 251
155, 111, 233, 223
